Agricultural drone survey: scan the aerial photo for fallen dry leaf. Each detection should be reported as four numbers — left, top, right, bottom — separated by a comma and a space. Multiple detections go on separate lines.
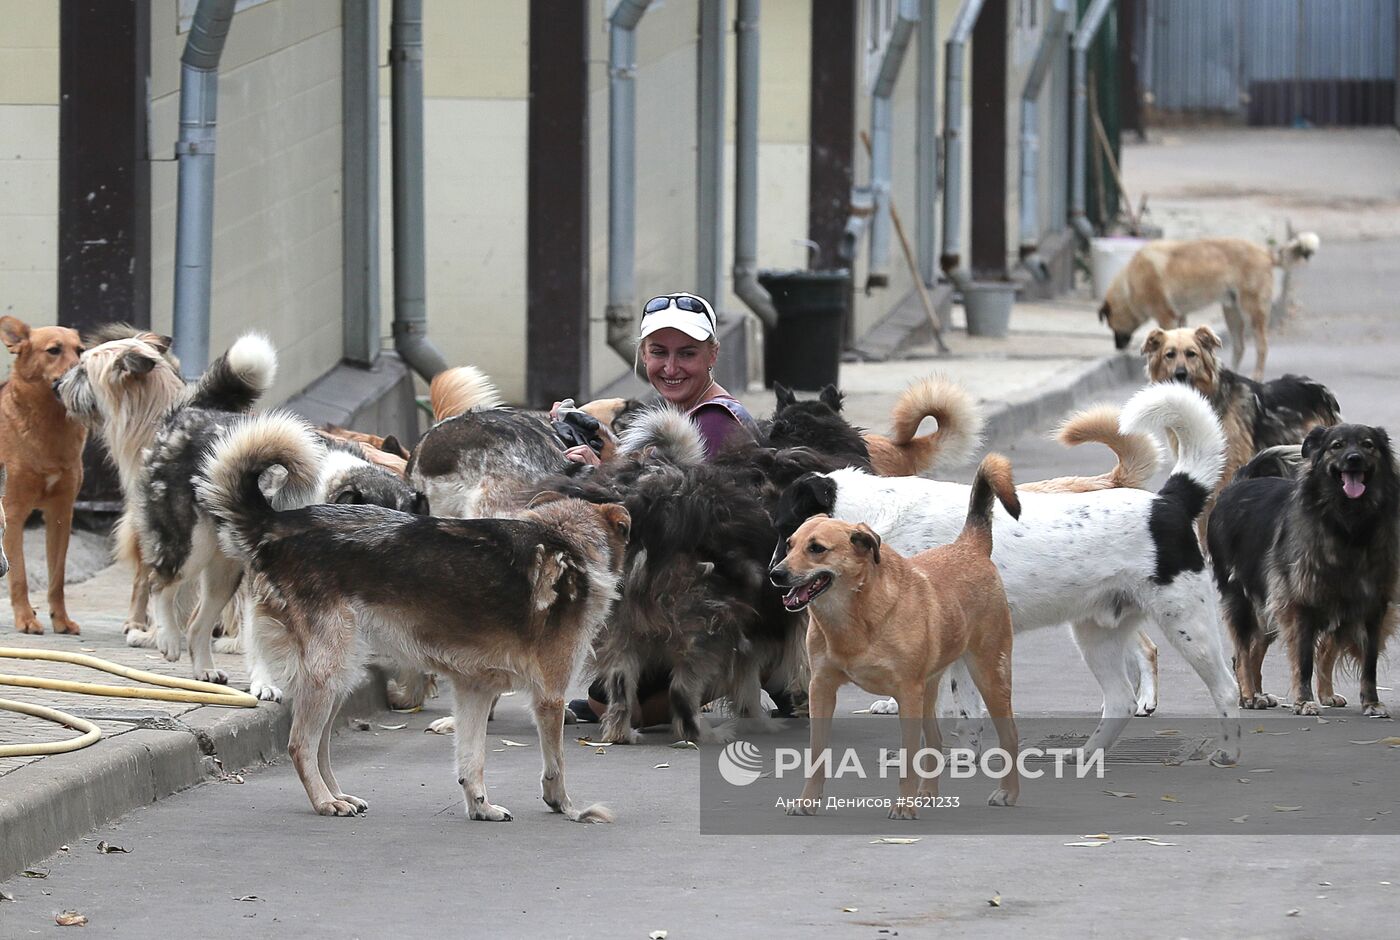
576, 739, 614, 748
1380, 882, 1392, 886
1121, 837, 1177, 845
1286, 909, 1301, 917
841, 906, 859, 913
851, 708, 872, 714
1318, 882, 1332, 887
988, 894, 1002, 907
869, 837, 921, 845
1238, 778, 1252, 784
79, 647, 97, 653
1251, 769, 1274, 773
55, 911, 87, 927
1160, 795, 1179, 802
1155, 729, 1181, 736
20, 869, 47, 879
377, 723, 407, 731
499, 739, 530, 748
1231, 815, 1249, 824
389, 705, 422, 714
1081, 833, 1112, 841
0, 888, 14, 902
1102, 790, 1136, 799
1273, 805, 1304, 813
1168, 821, 1188, 827
96, 841, 129, 854
1064, 841, 1109, 847
653, 763, 670, 769
233, 895, 262, 902
648, 931, 667, 939
670, 740, 700, 750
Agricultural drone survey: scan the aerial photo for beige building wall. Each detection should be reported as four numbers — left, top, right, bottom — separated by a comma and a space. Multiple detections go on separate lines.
0, 0, 59, 349
148, 0, 345, 404
376, 0, 529, 401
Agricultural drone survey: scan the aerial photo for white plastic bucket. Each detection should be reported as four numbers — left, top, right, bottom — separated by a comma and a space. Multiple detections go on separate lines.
1090, 237, 1148, 299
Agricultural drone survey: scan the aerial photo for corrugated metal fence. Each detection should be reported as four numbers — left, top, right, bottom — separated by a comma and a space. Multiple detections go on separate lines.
1141, 0, 1398, 125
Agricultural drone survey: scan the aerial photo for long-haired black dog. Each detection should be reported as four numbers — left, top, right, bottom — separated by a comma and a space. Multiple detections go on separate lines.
1208, 423, 1399, 717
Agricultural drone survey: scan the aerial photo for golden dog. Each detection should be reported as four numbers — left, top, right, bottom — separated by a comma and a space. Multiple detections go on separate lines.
770, 454, 1022, 818
1100, 234, 1318, 380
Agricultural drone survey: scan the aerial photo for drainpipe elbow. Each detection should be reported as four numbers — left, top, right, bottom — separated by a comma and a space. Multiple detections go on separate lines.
392, 318, 449, 381
733, 265, 779, 331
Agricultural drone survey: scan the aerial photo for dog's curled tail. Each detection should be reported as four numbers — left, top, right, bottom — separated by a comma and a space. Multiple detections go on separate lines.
617, 406, 707, 467
874, 376, 985, 473
1276, 231, 1321, 266
1057, 405, 1162, 489
961, 453, 1020, 554
195, 411, 325, 561
188, 333, 278, 413
1120, 383, 1225, 495
429, 365, 504, 421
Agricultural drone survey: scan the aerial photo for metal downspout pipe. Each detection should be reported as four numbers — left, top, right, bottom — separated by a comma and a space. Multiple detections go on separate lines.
732, 0, 778, 330
865, 0, 920, 291
1018, 0, 1070, 280
938, 0, 986, 292
605, 0, 653, 360
915, 0, 939, 287
171, 0, 236, 379
1070, 0, 1116, 243
389, 0, 449, 381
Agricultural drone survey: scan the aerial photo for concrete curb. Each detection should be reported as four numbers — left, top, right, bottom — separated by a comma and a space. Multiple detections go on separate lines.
978, 351, 1142, 452
0, 670, 388, 881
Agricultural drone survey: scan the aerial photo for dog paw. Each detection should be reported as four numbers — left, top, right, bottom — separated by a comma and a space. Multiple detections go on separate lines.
1243, 693, 1276, 710
888, 802, 919, 821
785, 800, 820, 817
868, 698, 899, 715
1319, 694, 1348, 708
1134, 699, 1157, 717
15, 613, 44, 635
427, 716, 456, 735
251, 681, 283, 703
336, 793, 369, 813
315, 799, 366, 817
120, 619, 149, 635
1362, 702, 1391, 719
155, 628, 181, 662
1293, 700, 1321, 717
468, 801, 514, 822
598, 722, 640, 745
51, 616, 80, 635
125, 628, 156, 649
196, 668, 230, 686
987, 788, 1016, 807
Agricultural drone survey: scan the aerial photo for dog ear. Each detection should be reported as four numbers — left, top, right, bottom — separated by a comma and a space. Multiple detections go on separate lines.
118, 349, 157, 376
1301, 425, 1330, 459
850, 524, 881, 565
410, 491, 430, 515
1193, 325, 1221, 352
774, 382, 797, 410
818, 385, 844, 412
599, 502, 631, 541
1140, 328, 1165, 357
1097, 302, 1112, 324
527, 490, 568, 508
0, 316, 29, 352
332, 487, 364, 505
379, 435, 410, 459
141, 332, 174, 356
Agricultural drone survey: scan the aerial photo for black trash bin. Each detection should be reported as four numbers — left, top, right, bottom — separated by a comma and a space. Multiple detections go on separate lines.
758, 268, 850, 391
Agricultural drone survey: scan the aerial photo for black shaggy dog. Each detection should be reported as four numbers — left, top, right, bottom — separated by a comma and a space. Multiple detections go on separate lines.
763, 383, 872, 470
1209, 423, 1399, 717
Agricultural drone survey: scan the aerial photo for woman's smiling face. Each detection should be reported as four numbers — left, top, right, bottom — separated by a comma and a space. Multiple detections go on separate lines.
640, 327, 718, 407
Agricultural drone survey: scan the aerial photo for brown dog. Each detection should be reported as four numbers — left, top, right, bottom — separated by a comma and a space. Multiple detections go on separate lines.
1099, 234, 1318, 381
0, 317, 87, 634
1141, 324, 1340, 541
770, 454, 1023, 819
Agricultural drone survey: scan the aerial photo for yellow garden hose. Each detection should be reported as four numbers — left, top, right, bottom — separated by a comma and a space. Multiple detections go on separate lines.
0, 646, 258, 758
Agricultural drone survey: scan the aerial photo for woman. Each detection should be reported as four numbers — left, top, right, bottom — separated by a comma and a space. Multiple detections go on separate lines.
561, 292, 757, 465
565, 292, 759, 725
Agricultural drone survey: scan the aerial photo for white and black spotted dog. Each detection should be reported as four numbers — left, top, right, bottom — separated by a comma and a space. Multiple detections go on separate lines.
774, 383, 1243, 766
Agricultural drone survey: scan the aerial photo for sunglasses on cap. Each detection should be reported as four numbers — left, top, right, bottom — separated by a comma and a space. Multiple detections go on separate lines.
642, 294, 715, 326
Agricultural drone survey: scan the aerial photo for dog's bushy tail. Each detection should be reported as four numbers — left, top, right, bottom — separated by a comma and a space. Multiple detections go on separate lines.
188, 333, 277, 413
1057, 404, 1162, 489
873, 376, 984, 473
429, 365, 503, 421
1276, 231, 1321, 266
1235, 444, 1304, 482
195, 412, 324, 561
618, 406, 707, 467
961, 453, 1019, 555
1120, 383, 1225, 506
